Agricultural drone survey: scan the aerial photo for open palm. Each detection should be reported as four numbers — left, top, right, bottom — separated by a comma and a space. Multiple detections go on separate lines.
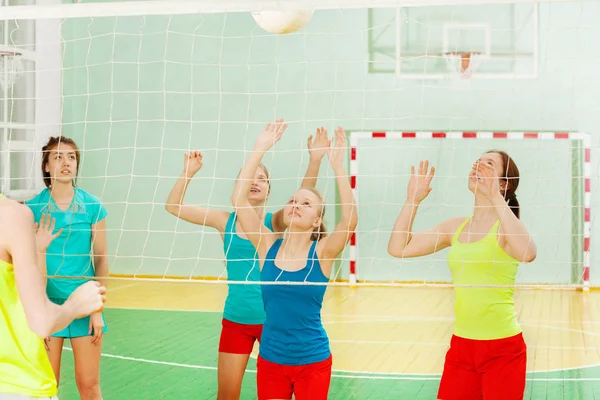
307, 127, 330, 161
254, 118, 288, 152
474, 161, 500, 199
35, 214, 62, 253
407, 161, 435, 204
326, 127, 346, 169
184, 151, 203, 176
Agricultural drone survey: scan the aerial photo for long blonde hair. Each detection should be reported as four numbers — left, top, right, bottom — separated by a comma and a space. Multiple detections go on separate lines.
302, 187, 327, 241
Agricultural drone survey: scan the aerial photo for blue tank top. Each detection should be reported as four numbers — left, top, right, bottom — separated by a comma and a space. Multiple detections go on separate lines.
260, 238, 330, 366
222, 212, 273, 325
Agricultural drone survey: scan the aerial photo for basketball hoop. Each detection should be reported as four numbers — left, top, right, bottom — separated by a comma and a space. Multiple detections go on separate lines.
444, 51, 483, 80
0, 50, 24, 91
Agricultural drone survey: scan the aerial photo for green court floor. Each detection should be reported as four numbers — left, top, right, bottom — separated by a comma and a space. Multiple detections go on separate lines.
55, 309, 600, 399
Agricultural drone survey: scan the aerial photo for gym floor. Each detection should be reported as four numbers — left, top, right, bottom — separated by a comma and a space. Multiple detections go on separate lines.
55, 281, 600, 399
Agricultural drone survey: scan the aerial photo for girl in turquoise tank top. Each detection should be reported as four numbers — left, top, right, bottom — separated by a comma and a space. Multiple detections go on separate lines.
231, 120, 357, 400
388, 151, 537, 400
165, 128, 330, 400
26, 136, 110, 400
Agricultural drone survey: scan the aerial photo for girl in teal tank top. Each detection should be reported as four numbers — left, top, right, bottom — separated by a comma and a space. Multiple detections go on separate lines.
26, 136, 110, 400
165, 128, 330, 400
387, 151, 536, 400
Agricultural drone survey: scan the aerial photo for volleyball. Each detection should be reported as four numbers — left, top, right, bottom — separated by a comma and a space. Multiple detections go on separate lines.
251, 10, 314, 34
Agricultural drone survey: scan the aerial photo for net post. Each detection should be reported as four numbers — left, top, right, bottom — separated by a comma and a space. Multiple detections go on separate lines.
349, 132, 359, 288
583, 133, 591, 292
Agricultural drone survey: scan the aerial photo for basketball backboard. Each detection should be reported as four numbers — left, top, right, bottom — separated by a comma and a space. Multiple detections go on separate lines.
368, 3, 538, 79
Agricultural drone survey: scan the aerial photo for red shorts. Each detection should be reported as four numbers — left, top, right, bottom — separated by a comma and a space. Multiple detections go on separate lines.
257, 355, 332, 400
438, 333, 527, 400
218, 318, 263, 354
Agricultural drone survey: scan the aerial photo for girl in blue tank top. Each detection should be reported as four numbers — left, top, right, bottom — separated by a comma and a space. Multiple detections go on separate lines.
232, 120, 358, 400
165, 129, 330, 399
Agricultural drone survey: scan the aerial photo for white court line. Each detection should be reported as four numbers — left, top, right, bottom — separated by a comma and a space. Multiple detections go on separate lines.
100, 308, 600, 372
61, 347, 600, 382
97, 309, 600, 376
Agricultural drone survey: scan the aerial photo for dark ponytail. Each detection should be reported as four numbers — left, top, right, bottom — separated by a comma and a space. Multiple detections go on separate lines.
487, 150, 520, 219
507, 194, 520, 219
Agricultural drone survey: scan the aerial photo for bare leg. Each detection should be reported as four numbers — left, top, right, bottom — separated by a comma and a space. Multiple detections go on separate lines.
71, 336, 103, 400
217, 352, 251, 400
45, 337, 65, 387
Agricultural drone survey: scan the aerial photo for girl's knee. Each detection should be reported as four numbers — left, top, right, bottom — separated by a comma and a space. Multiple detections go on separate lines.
75, 377, 101, 400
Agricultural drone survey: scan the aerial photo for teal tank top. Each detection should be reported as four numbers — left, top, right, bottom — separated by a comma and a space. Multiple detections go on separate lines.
26, 188, 107, 300
222, 212, 273, 325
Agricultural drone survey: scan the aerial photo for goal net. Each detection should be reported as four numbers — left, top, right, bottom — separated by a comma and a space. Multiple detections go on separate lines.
1, 0, 598, 397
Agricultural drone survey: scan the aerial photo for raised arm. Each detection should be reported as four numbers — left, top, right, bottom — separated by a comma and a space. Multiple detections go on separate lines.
301, 127, 330, 188
477, 162, 537, 263
5, 203, 105, 338
387, 161, 456, 258
231, 120, 288, 259
165, 151, 229, 232
318, 128, 358, 276
272, 127, 330, 233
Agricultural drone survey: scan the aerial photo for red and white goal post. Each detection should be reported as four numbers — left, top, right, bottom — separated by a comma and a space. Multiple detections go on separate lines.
348, 131, 591, 290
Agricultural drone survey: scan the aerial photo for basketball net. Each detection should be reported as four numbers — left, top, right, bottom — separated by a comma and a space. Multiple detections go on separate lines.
444, 52, 482, 87
0, 52, 24, 92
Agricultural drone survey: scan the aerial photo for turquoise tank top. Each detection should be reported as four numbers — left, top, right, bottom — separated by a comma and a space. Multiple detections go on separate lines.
26, 188, 107, 300
222, 212, 273, 325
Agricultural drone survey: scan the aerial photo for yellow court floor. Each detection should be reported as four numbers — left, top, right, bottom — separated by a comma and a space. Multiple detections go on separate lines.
106, 280, 600, 376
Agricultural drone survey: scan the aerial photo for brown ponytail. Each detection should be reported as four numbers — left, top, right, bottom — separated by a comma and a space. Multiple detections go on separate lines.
487, 150, 520, 219
507, 194, 520, 219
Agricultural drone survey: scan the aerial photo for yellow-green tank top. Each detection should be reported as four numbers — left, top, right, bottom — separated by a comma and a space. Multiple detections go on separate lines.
0, 256, 57, 396
447, 217, 522, 340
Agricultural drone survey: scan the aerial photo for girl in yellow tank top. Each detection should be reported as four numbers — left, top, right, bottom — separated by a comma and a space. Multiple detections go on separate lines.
388, 151, 537, 400
0, 195, 107, 399
0, 258, 57, 399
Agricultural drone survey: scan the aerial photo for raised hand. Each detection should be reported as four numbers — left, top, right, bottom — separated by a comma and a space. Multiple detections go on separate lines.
406, 161, 435, 204
307, 127, 330, 161
34, 214, 63, 253
326, 127, 346, 170
183, 151, 203, 177
473, 160, 500, 199
67, 281, 107, 319
254, 118, 288, 152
